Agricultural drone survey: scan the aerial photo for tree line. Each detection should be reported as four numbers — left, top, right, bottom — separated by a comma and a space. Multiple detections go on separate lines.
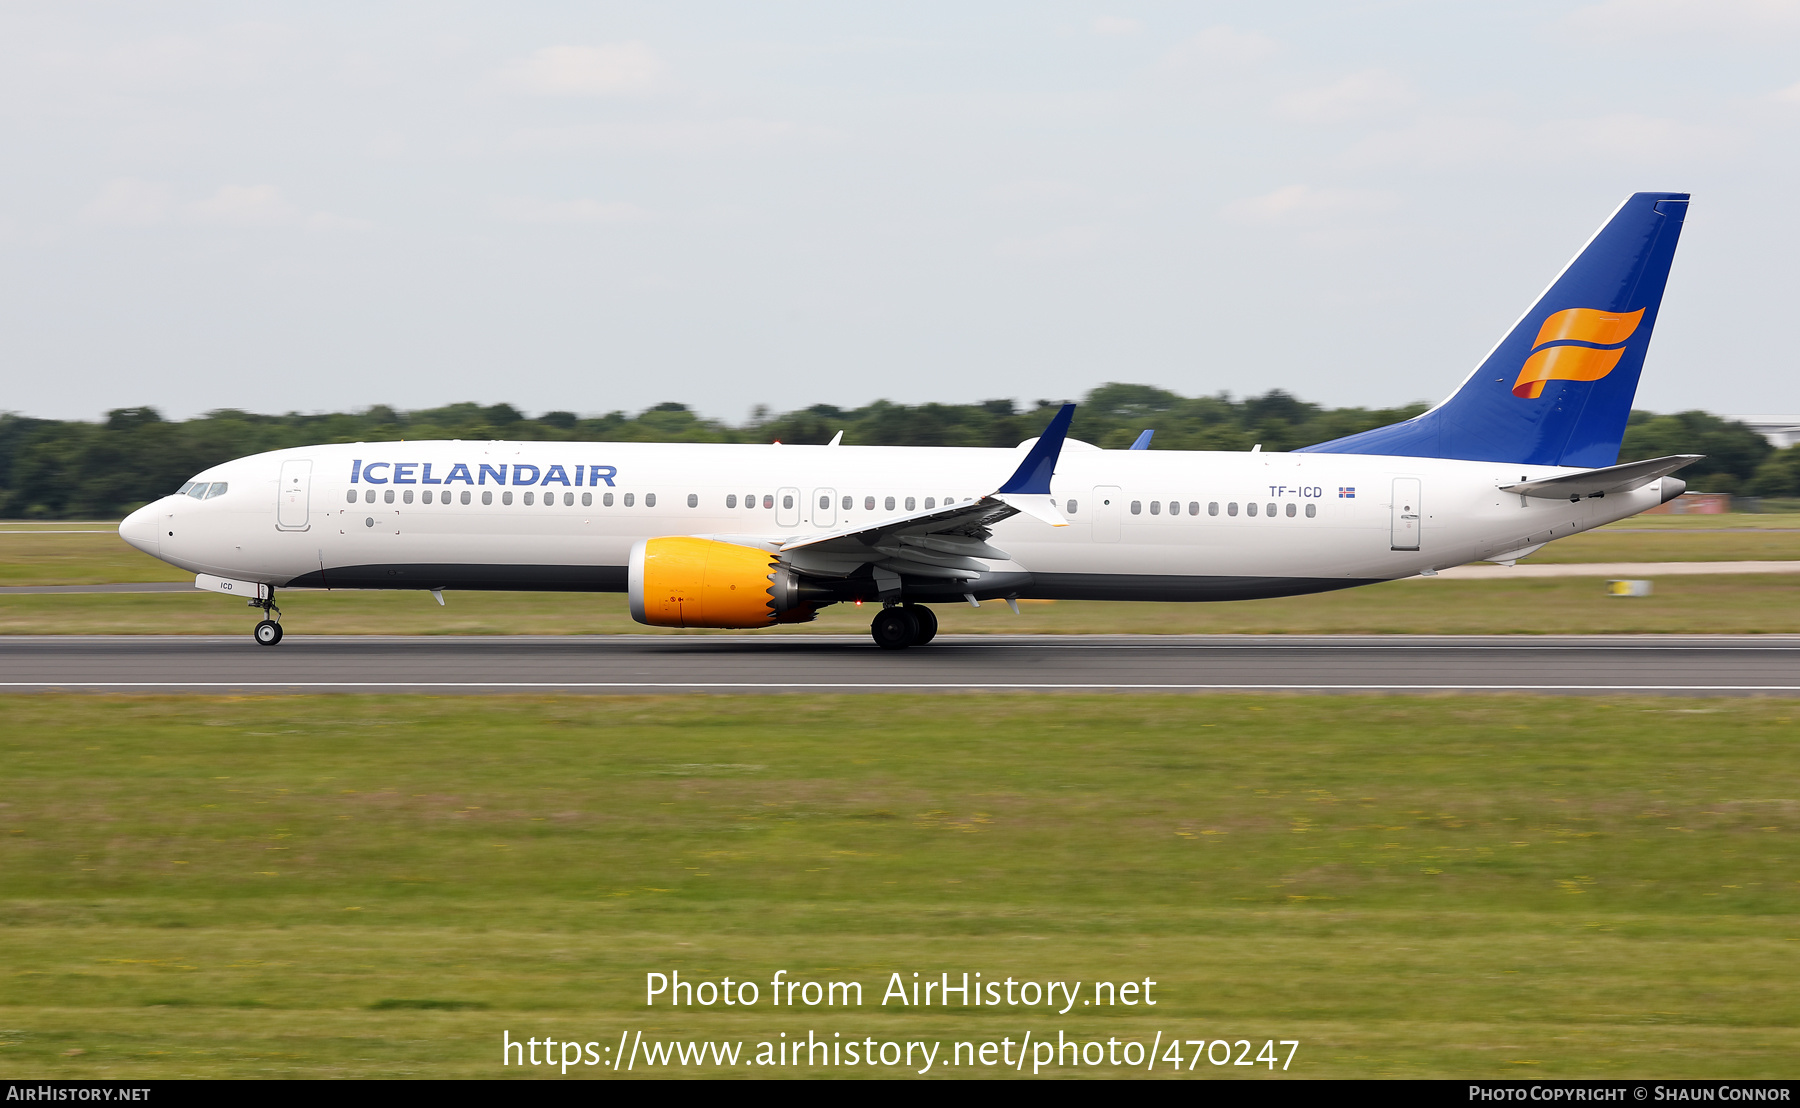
0, 383, 1777, 519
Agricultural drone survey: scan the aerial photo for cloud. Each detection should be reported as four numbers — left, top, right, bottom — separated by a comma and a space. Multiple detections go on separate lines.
1092, 16, 1143, 36
1343, 113, 1736, 170
505, 118, 814, 154
1273, 69, 1415, 124
1158, 25, 1281, 72
1559, 0, 1800, 39
492, 197, 650, 225
996, 224, 1116, 261
186, 184, 297, 227
497, 43, 666, 97
1225, 185, 1397, 225
305, 212, 376, 232
81, 178, 175, 226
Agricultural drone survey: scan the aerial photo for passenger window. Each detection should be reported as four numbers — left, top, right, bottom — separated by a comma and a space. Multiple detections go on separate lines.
885, 496, 895, 511
422, 490, 432, 504
689, 493, 699, 508
582, 492, 592, 507
865, 496, 875, 511
603, 492, 613, 507
905, 496, 915, 511
1267, 502, 1276, 517
781, 494, 792, 510
1285, 503, 1296, 517
818, 495, 828, 510
1209, 502, 1219, 516
482, 491, 493, 505
1130, 501, 1142, 515
842, 495, 852, 510
727, 494, 738, 508
924, 497, 935, 509
365, 489, 376, 504
502, 491, 514, 505
1227, 503, 1238, 517
384, 489, 395, 504
1305, 503, 1316, 518
523, 491, 534, 506
1246, 502, 1257, 517
646, 493, 657, 507
624, 493, 635, 507
1189, 501, 1199, 516
762, 494, 772, 509
346, 489, 356, 504
1066, 499, 1078, 514
403, 490, 414, 504
565, 493, 574, 506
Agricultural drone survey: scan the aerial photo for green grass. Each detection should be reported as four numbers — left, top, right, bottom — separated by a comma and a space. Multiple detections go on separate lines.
1, 694, 1796, 1078
5, 573, 1800, 636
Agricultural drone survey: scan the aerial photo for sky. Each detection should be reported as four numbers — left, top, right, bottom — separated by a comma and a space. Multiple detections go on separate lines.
3, 1, 1799, 424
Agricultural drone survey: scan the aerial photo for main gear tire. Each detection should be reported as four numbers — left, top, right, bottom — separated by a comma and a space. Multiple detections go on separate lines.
907, 604, 938, 645
871, 607, 920, 650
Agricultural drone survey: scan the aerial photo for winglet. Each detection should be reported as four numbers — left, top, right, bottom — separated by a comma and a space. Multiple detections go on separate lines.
1129, 429, 1153, 450
998, 403, 1075, 495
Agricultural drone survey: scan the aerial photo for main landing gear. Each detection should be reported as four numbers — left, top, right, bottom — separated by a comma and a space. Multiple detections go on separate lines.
251, 588, 284, 647
870, 604, 938, 650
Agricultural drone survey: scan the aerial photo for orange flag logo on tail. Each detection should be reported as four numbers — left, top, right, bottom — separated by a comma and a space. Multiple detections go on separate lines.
1511, 307, 1644, 399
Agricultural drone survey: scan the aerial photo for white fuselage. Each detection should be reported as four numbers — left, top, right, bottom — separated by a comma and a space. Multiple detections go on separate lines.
119, 439, 1666, 602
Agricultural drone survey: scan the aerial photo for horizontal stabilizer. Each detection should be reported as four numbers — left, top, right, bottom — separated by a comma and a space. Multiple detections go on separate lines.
1500, 454, 1701, 500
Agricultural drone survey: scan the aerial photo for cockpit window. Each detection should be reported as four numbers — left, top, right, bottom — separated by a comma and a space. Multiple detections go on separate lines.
177, 481, 196, 496
187, 483, 209, 499
204, 482, 228, 499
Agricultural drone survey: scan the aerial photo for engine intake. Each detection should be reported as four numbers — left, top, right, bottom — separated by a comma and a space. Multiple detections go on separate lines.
628, 537, 816, 628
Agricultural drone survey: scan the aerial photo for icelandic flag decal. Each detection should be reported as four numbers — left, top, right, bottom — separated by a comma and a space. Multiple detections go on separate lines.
1338, 487, 1356, 498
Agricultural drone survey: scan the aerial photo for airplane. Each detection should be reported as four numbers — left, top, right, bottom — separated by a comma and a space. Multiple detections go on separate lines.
120, 191, 1699, 650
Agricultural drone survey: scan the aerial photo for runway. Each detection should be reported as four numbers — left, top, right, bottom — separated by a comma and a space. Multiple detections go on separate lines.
3, 634, 1800, 694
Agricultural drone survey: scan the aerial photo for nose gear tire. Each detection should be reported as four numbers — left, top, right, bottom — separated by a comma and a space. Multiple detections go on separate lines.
254, 619, 283, 646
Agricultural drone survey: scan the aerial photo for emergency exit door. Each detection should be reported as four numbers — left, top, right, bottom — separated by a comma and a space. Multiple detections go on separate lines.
276, 459, 312, 531
776, 486, 801, 528
811, 487, 837, 528
1390, 477, 1421, 551
1092, 485, 1122, 543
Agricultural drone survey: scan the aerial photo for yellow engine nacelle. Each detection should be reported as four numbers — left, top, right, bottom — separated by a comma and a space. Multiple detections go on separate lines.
628, 537, 814, 628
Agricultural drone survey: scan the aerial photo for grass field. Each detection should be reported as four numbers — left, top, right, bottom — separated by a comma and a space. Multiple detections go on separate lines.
3, 519, 1800, 637
1, 694, 1794, 1078
6, 573, 1800, 636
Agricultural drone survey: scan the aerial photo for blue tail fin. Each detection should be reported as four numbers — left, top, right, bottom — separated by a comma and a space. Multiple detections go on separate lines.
1298, 192, 1689, 467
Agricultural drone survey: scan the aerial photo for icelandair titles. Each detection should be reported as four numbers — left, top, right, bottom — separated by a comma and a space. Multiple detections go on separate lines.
350, 460, 617, 487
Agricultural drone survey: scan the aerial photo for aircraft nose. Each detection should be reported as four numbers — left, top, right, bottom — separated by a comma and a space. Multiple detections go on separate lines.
118, 503, 162, 556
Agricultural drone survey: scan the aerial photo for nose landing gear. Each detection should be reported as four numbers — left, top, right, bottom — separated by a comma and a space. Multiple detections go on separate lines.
250, 588, 283, 646
870, 603, 938, 649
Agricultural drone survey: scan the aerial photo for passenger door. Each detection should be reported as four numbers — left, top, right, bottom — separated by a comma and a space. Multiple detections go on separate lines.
276, 459, 312, 531
1391, 477, 1422, 551
1092, 485, 1122, 543
776, 486, 801, 528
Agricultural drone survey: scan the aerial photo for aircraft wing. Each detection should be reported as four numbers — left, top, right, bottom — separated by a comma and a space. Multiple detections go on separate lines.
1499, 454, 1701, 500
777, 404, 1074, 582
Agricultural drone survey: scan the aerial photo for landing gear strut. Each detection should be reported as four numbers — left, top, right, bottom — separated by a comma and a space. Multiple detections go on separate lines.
251, 587, 283, 647
870, 603, 937, 649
